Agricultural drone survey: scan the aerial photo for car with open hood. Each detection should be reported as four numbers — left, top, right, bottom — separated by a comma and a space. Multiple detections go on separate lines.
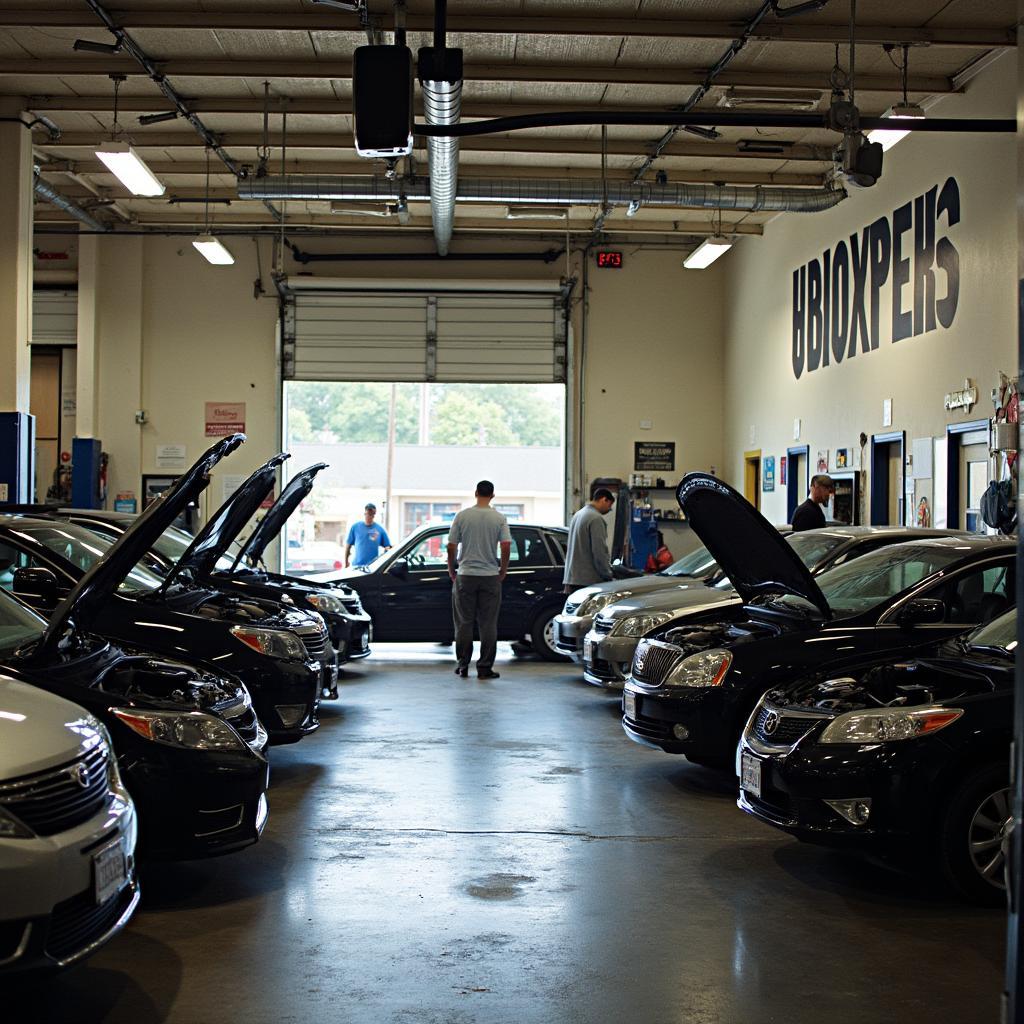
0, 676, 138, 973
0, 435, 327, 744
305, 520, 571, 660
583, 526, 962, 689
45, 457, 371, 699
621, 473, 1015, 766
738, 608, 1017, 905
553, 543, 722, 661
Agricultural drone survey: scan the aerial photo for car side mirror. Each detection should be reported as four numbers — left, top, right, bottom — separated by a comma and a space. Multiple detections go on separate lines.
389, 559, 409, 578
13, 566, 59, 610
897, 597, 945, 628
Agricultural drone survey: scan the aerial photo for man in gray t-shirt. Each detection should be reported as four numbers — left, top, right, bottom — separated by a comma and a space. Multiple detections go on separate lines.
563, 488, 615, 592
447, 480, 512, 680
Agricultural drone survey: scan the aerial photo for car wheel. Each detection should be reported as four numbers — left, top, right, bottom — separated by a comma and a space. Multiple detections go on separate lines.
530, 607, 570, 663
938, 762, 1011, 906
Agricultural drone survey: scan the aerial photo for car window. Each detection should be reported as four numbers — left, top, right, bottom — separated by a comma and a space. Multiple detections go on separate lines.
925, 561, 1015, 624
405, 531, 450, 568
824, 536, 904, 569
511, 528, 549, 566
545, 532, 566, 564
0, 590, 45, 655
664, 544, 718, 578
0, 541, 64, 593
784, 531, 848, 570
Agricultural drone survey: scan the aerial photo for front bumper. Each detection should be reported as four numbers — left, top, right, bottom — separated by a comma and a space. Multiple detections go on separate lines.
581, 630, 637, 689
242, 657, 321, 745
0, 788, 139, 973
620, 681, 736, 757
553, 614, 593, 661
324, 610, 372, 664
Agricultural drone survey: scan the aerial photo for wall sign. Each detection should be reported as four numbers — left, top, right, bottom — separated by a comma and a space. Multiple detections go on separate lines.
205, 401, 246, 437
595, 251, 624, 268
944, 378, 978, 413
762, 456, 776, 492
155, 444, 187, 470
791, 177, 961, 380
634, 441, 675, 472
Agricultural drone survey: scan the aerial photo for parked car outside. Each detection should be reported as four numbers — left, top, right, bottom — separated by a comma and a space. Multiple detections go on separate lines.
621, 473, 1015, 767
306, 521, 571, 660
0, 675, 139, 973
287, 541, 347, 573
553, 543, 722, 661
583, 526, 963, 689
738, 608, 1016, 905
0, 436, 329, 744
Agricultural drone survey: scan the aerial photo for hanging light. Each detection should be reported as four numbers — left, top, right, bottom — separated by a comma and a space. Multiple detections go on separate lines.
94, 74, 166, 196
192, 235, 235, 265
865, 44, 924, 153
683, 236, 732, 270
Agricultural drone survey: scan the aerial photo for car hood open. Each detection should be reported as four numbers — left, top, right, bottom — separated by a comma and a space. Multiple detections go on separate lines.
231, 462, 328, 570
37, 433, 245, 657
160, 452, 289, 590
676, 473, 831, 618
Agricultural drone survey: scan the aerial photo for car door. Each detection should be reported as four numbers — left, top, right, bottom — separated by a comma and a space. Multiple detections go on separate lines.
0, 537, 76, 613
496, 527, 564, 638
379, 528, 454, 640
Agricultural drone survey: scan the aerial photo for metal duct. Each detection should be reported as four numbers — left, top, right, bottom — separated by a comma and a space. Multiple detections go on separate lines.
33, 171, 109, 231
238, 175, 846, 214
421, 78, 461, 255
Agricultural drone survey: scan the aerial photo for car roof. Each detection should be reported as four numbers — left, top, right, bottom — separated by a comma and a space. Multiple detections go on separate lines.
796, 526, 967, 541
407, 520, 567, 536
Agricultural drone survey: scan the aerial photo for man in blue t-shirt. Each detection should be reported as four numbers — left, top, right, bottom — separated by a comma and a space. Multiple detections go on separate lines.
344, 503, 393, 567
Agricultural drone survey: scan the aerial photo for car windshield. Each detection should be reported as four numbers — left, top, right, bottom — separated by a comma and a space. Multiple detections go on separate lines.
151, 525, 236, 574
965, 608, 1017, 655
793, 543, 974, 617
15, 522, 163, 594
0, 591, 45, 656
663, 545, 717, 578
784, 530, 849, 569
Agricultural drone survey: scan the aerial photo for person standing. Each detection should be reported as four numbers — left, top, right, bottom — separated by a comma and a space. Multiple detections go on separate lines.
344, 503, 392, 567
790, 474, 835, 531
447, 481, 512, 680
563, 488, 615, 592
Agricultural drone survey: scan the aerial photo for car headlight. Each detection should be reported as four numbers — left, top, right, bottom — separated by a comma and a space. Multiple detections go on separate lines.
230, 626, 307, 661
305, 593, 345, 615
579, 592, 626, 618
663, 648, 732, 688
819, 707, 963, 744
0, 805, 33, 839
614, 612, 674, 637
112, 708, 246, 750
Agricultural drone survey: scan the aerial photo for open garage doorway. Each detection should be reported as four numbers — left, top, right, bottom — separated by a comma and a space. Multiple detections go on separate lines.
280, 381, 566, 572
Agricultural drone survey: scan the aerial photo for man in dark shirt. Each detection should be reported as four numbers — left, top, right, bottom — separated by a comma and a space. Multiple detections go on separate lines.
791, 474, 835, 531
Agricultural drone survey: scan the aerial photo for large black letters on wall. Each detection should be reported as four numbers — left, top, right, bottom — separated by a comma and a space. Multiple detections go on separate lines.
791, 177, 961, 379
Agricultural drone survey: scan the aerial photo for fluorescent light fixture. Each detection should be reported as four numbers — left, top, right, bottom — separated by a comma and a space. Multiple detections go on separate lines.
683, 236, 732, 270
866, 103, 925, 152
95, 141, 165, 196
505, 206, 569, 220
192, 235, 235, 265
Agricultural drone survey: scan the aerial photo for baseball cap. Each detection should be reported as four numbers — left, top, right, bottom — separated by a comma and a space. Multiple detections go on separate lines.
813, 474, 836, 491
365, 503, 377, 511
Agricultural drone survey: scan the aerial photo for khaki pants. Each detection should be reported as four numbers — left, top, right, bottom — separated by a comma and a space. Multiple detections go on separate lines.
452, 574, 503, 673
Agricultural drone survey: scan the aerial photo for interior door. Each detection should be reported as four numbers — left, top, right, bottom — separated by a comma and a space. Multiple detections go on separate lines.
379, 528, 454, 639
887, 447, 902, 524
744, 452, 761, 511
960, 441, 989, 532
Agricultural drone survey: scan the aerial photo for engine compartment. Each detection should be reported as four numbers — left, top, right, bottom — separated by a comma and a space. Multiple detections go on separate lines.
94, 654, 246, 712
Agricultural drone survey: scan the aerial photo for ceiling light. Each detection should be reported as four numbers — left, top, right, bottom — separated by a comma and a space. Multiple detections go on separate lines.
192, 235, 235, 265
138, 111, 179, 126
95, 141, 165, 196
505, 206, 569, 220
73, 38, 121, 54
683, 236, 732, 270
330, 201, 394, 217
866, 103, 925, 152
719, 87, 823, 111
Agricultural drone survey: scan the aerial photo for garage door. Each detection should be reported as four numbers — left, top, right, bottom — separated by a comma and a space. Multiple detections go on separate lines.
281, 282, 568, 383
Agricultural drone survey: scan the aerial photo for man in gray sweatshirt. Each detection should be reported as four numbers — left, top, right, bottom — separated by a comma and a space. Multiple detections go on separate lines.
562, 488, 615, 592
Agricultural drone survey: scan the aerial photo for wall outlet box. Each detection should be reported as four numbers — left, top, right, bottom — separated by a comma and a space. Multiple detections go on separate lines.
639, 419, 653, 429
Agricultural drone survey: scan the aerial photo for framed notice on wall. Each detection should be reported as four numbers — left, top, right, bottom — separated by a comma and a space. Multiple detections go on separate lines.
763, 456, 776, 492
634, 441, 675, 472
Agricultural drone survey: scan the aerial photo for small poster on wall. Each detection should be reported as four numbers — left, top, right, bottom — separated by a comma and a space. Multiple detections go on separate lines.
816, 450, 829, 473
634, 441, 675, 472
834, 448, 849, 469
780, 456, 787, 485
205, 402, 246, 437
762, 456, 776, 491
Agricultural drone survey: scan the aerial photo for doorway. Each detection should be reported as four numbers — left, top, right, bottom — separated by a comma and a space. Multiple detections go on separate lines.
744, 450, 761, 511
786, 445, 809, 521
870, 431, 906, 525
945, 420, 991, 531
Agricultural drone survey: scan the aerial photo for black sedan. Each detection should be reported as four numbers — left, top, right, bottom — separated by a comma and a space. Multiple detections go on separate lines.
738, 608, 1015, 904
622, 473, 1015, 766
307, 521, 571, 660
0, 557, 269, 860
0, 436, 328, 744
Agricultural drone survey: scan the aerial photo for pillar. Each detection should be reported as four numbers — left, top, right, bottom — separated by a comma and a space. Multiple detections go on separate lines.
72, 232, 103, 506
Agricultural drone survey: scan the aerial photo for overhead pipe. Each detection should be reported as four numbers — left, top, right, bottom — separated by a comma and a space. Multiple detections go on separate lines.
33, 170, 109, 231
417, 0, 463, 256
239, 174, 847, 214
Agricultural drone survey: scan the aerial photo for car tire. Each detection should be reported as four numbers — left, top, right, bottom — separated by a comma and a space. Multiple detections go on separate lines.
937, 762, 1011, 906
530, 607, 571, 663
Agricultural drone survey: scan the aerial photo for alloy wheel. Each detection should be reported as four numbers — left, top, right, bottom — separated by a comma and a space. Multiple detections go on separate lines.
967, 785, 1012, 890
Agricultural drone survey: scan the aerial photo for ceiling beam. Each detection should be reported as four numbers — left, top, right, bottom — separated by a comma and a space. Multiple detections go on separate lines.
1, 9, 1012, 47
37, 132, 835, 162
0, 58, 953, 94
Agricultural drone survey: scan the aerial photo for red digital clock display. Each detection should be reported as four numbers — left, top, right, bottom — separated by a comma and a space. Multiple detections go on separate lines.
595, 251, 624, 268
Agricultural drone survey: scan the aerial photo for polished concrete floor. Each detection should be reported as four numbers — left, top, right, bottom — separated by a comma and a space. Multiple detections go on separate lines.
16, 644, 1006, 1023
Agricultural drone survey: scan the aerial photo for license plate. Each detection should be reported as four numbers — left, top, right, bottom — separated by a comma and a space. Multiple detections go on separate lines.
623, 691, 637, 719
93, 839, 127, 906
583, 638, 594, 661
741, 752, 762, 799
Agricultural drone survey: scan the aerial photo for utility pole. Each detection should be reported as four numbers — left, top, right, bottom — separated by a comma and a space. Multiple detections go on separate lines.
384, 382, 397, 535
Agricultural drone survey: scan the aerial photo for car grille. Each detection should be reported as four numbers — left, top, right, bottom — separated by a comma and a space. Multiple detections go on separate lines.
631, 641, 681, 685
340, 596, 363, 614
0, 744, 111, 837
563, 600, 581, 615
222, 702, 260, 745
751, 704, 823, 750
46, 882, 134, 963
295, 622, 330, 660
593, 617, 613, 636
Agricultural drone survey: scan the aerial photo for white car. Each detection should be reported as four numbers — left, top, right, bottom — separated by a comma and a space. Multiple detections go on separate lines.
0, 675, 139, 973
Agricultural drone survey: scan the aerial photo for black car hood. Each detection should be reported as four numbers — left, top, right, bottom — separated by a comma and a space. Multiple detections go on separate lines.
37, 433, 246, 657
161, 452, 290, 590
676, 473, 831, 618
232, 462, 328, 570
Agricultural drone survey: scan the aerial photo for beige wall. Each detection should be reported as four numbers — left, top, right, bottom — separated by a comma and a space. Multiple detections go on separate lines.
722, 51, 1017, 525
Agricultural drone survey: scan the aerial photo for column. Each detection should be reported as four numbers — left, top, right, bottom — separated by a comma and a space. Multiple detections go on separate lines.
72, 232, 103, 506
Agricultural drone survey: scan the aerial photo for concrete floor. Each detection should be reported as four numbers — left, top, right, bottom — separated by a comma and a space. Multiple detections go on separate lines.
15, 644, 1005, 1023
